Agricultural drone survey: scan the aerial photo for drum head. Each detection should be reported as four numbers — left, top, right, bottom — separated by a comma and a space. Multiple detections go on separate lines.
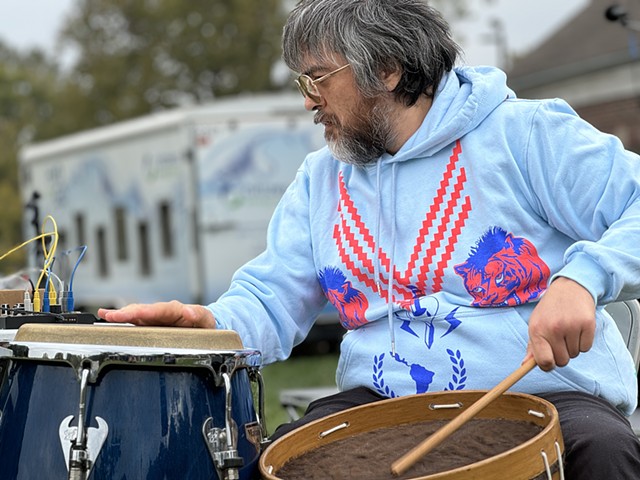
14, 324, 244, 350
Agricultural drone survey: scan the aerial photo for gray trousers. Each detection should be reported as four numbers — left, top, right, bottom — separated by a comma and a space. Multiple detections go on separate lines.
537, 391, 640, 479
271, 388, 640, 480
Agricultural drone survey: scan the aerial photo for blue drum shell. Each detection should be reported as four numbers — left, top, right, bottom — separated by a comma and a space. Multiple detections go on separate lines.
0, 357, 260, 480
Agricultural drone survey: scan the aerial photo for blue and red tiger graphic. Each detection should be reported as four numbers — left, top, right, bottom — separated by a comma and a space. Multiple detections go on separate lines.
454, 227, 550, 306
318, 266, 369, 329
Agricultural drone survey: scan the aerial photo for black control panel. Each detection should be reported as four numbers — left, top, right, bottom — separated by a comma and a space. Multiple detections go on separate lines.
0, 312, 99, 329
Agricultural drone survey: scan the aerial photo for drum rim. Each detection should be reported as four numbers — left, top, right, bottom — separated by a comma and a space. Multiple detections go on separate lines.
4, 340, 260, 357
1, 341, 263, 384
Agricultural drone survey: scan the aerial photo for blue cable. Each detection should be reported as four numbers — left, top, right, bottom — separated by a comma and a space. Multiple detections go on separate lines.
42, 259, 55, 313
65, 245, 87, 312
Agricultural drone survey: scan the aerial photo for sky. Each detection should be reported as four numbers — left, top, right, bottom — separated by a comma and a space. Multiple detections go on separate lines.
0, 0, 592, 68
453, 0, 590, 67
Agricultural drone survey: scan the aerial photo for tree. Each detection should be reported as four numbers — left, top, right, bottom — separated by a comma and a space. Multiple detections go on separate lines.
58, 0, 287, 128
56, 0, 495, 130
0, 0, 493, 275
0, 43, 62, 273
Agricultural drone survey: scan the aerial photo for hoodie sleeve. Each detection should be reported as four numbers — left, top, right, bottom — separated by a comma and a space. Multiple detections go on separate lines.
524, 98, 640, 304
206, 160, 328, 363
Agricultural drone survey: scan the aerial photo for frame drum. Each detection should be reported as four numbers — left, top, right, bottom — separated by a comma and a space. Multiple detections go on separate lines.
260, 390, 564, 480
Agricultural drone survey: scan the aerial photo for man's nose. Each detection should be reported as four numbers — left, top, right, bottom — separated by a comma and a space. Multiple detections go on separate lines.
304, 95, 322, 111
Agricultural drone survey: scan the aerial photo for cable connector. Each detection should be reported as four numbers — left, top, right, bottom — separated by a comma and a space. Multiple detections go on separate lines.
66, 291, 75, 313
42, 293, 50, 313
23, 290, 33, 312
33, 290, 41, 312
49, 288, 57, 308
60, 291, 69, 313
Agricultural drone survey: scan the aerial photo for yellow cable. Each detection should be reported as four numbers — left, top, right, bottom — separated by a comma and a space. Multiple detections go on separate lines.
35, 216, 59, 309
0, 231, 57, 263
0, 215, 59, 312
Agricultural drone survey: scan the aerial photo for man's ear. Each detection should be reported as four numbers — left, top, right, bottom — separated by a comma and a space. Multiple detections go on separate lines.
381, 68, 402, 91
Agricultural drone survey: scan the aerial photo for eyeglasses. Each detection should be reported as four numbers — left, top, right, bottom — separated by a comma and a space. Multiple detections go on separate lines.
295, 64, 351, 103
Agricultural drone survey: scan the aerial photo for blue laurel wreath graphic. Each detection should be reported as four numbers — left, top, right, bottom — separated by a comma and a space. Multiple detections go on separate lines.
372, 353, 398, 398
372, 349, 466, 396
444, 348, 467, 391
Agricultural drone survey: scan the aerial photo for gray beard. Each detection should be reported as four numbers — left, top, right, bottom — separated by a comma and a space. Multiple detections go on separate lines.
316, 101, 396, 167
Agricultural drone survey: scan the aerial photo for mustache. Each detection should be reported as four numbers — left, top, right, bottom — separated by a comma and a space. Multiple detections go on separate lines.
314, 111, 335, 126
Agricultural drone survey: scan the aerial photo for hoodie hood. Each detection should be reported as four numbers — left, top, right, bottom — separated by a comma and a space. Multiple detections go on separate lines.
390, 65, 516, 163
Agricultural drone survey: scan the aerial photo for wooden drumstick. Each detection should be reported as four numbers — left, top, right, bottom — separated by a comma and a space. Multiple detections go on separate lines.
390, 356, 537, 477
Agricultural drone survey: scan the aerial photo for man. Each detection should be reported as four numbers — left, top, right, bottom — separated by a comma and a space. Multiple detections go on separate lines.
100, 0, 640, 477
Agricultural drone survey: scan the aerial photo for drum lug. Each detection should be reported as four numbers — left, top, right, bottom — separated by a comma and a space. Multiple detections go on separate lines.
58, 366, 109, 480
248, 367, 270, 448
202, 371, 244, 480
244, 422, 271, 452
202, 417, 244, 480
245, 421, 271, 450
59, 414, 109, 480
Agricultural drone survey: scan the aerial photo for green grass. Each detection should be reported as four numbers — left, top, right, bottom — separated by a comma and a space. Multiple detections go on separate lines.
260, 354, 339, 434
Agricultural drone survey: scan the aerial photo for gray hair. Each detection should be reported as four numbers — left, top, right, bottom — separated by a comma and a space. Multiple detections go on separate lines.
282, 0, 461, 106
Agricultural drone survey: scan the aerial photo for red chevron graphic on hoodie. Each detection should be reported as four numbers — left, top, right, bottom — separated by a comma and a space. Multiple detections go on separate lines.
333, 140, 471, 306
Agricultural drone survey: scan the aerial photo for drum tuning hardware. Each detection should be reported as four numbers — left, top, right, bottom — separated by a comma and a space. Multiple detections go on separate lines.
319, 421, 350, 438
202, 371, 244, 480
528, 409, 546, 419
202, 418, 244, 480
429, 401, 464, 410
538, 441, 565, 480
59, 415, 109, 480
59, 367, 109, 480
248, 367, 270, 448
245, 421, 269, 450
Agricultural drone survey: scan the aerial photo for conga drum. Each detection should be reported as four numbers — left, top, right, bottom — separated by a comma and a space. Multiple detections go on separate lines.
260, 390, 564, 480
0, 324, 268, 480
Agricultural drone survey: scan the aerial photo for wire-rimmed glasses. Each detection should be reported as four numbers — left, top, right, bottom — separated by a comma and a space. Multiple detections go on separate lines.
295, 64, 351, 102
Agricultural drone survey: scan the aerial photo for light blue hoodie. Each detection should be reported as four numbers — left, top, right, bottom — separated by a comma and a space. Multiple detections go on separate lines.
210, 66, 640, 415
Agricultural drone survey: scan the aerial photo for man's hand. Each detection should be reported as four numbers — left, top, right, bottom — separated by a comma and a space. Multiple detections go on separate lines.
98, 300, 216, 329
527, 276, 596, 371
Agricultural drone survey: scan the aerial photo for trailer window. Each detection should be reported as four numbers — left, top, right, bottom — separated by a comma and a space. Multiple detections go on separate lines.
114, 207, 128, 261
138, 221, 151, 276
159, 201, 173, 257
96, 226, 109, 278
57, 230, 67, 253
75, 213, 86, 248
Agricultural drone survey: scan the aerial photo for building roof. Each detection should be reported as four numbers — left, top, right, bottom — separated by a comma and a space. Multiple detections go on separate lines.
508, 0, 640, 91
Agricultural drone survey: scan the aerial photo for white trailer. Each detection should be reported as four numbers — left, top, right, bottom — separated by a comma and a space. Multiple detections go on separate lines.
18, 93, 325, 310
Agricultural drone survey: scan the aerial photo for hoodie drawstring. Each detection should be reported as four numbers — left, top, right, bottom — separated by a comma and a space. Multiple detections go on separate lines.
375, 160, 398, 355
388, 163, 398, 355
374, 161, 383, 298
